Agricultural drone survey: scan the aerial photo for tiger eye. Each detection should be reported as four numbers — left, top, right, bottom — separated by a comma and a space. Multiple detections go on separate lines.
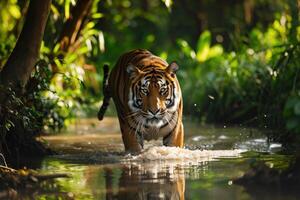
165, 99, 172, 105
141, 88, 148, 95
160, 88, 166, 93
160, 87, 168, 96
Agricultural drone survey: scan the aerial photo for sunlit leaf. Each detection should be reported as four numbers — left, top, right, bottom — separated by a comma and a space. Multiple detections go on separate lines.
54, 58, 62, 68
50, 4, 60, 16
83, 29, 99, 37
53, 43, 61, 54
161, 0, 173, 11
65, 0, 71, 19
86, 22, 95, 29
91, 13, 104, 19
98, 31, 105, 52
208, 45, 223, 59
71, 0, 76, 6
8, 5, 21, 19
196, 31, 211, 62
159, 52, 168, 60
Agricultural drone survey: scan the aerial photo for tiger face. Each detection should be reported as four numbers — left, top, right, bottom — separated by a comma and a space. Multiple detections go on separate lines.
126, 62, 180, 139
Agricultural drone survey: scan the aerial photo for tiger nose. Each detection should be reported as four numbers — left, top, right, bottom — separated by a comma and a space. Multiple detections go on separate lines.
149, 109, 160, 115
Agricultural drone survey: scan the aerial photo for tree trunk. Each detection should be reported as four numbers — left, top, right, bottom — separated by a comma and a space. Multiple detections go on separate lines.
0, 0, 52, 166
57, 0, 93, 53
0, 0, 52, 90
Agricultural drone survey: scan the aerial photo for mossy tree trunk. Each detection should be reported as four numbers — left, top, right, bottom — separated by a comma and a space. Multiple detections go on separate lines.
0, 0, 52, 166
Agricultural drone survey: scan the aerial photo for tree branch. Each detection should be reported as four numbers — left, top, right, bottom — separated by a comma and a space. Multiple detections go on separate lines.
57, 0, 93, 53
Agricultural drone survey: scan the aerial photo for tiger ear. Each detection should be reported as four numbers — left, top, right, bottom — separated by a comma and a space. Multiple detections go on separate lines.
166, 62, 179, 76
126, 64, 142, 79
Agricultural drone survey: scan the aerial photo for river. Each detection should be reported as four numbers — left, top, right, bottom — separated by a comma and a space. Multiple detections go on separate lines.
24, 117, 296, 199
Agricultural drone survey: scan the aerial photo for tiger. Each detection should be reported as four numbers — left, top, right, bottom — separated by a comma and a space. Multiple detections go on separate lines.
98, 49, 184, 152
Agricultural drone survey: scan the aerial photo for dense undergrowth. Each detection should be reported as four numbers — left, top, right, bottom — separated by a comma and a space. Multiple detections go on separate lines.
174, 25, 300, 137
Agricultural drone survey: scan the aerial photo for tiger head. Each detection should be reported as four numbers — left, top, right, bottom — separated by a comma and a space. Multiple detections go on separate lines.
126, 62, 181, 134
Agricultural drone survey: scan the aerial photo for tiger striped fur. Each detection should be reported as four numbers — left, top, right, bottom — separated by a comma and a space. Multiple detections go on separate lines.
98, 49, 184, 152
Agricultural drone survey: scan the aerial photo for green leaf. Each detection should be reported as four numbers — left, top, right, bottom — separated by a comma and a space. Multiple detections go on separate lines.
161, 0, 173, 11
196, 30, 211, 62
53, 43, 61, 54
9, 5, 21, 19
177, 39, 195, 58
50, 4, 60, 16
86, 22, 95, 29
208, 45, 223, 59
91, 13, 104, 19
65, 0, 71, 19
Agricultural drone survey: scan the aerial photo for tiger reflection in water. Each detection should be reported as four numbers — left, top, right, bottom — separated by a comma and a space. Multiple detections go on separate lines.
104, 165, 185, 200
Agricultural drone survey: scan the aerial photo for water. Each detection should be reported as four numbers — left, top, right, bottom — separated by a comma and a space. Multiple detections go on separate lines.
23, 117, 296, 199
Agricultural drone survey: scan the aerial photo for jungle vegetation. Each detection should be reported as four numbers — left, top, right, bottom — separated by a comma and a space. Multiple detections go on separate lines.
0, 0, 299, 164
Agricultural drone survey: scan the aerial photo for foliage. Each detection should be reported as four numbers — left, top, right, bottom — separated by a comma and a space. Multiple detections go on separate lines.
0, 61, 67, 137
0, 0, 299, 138
41, 0, 103, 119
0, 0, 23, 68
174, 16, 300, 134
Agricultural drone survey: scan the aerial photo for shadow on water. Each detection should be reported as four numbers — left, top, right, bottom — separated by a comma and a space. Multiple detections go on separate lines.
17, 117, 298, 199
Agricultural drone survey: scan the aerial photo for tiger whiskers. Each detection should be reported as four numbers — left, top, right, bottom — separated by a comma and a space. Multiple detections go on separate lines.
128, 110, 177, 145
140, 110, 149, 118
135, 119, 142, 136
125, 111, 139, 119
127, 113, 142, 136
165, 111, 177, 129
134, 116, 146, 148
164, 113, 171, 126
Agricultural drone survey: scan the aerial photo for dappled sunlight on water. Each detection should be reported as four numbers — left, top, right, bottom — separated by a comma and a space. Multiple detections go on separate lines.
30, 117, 296, 200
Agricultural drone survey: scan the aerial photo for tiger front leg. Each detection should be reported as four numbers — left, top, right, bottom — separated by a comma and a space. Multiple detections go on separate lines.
120, 124, 143, 153
163, 123, 184, 148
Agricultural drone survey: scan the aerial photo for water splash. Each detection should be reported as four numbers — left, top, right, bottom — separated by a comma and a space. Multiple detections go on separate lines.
121, 146, 244, 180
125, 146, 244, 162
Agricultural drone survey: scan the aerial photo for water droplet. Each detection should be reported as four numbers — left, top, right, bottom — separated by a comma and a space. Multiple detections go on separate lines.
208, 95, 215, 100
193, 103, 197, 107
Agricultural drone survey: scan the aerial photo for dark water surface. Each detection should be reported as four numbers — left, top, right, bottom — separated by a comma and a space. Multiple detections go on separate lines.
28, 117, 296, 199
